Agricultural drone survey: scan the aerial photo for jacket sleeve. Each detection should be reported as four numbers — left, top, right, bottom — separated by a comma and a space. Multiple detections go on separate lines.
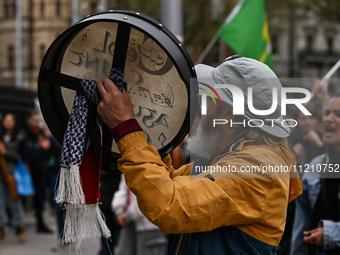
111, 175, 128, 215
320, 220, 340, 250
161, 153, 191, 178
117, 131, 268, 234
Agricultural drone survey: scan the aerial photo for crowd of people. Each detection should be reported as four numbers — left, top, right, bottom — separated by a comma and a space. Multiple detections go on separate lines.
270, 78, 340, 255
0, 110, 58, 243
288, 79, 340, 255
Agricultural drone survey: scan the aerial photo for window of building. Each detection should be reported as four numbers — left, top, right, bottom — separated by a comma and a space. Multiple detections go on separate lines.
271, 35, 278, 55
306, 35, 314, 52
11, 1, 15, 17
327, 37, 333, 55
4, 0, 8, 18
8, 45, 14, 70
40, 0, 45, 18
4, 0, 15, 19
56, 0, 61, 17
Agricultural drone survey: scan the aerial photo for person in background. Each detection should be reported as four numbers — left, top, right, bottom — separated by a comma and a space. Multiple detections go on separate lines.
0, 113, 26, 243
312, 79, 331, 112
20, 110, 53, 233
290, 94, 340, 254
97, 171, 121, 255
289, 103, 325, 164
112, 175, 167, 255
312, 79, 333, 134
42, 125, 64, 252
277, 116, 305, 255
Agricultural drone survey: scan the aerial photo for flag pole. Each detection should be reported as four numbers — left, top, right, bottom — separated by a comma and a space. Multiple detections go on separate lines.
320, 59, 340, 85
195, 33, 220, 65
311, 59, 340, 99
195, 0, 245, 65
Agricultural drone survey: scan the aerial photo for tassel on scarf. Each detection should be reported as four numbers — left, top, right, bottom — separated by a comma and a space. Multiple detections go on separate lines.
55, 68, 127, 246
55, 167, 69, 204
63, 203, 111, 243
55, 166, 85, 205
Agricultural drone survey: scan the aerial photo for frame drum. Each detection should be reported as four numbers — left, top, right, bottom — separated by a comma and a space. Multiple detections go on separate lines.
38, 10, 197, 171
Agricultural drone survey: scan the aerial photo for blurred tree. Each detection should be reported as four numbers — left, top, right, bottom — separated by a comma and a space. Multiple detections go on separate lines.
85, 0, 340, 64
305, 0, 340, 22
102, 0, 233, 63
182, 0, 234, 63
266, 0, 340, 23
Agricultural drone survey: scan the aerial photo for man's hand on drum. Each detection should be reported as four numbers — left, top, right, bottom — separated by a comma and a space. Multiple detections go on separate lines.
97, 78, 135, 130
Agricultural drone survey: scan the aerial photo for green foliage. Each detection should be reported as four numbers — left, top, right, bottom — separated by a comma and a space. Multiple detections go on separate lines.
266, 0, 340, 21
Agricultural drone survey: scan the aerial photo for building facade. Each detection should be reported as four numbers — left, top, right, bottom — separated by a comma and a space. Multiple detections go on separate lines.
269, 9, 340, 81
0, 0, 71, 89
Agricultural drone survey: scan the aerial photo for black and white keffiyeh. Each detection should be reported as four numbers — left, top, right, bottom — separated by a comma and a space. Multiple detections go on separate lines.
55, 68, 126, 244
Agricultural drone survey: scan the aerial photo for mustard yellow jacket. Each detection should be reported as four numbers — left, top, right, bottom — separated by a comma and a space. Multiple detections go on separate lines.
117, 131, 302, 247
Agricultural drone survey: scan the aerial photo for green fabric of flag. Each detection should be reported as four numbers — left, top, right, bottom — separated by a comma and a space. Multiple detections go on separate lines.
218, 0, 274, 70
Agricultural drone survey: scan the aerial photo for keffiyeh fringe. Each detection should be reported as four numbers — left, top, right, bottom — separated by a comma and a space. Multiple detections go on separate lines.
54, 68, 126, 246
55, 166, 85, 205
63, 203, 111, 244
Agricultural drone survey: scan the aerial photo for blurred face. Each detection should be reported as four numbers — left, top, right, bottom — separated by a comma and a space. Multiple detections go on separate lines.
3, 114, 16, 130
27, 113, 41, 128
323, 97, 340, 150
297, 111, 318, 134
